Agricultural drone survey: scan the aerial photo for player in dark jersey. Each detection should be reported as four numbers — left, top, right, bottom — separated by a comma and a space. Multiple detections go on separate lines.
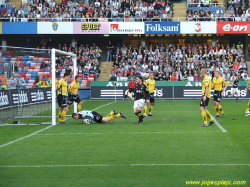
230, 75, 241, 101
132, 76, 149, 124
123, 77, 136, 101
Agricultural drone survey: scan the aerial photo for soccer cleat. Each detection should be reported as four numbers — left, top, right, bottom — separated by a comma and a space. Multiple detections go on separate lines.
216, 115, 220, 117
201, 124, 209, 127
245, 111, 250, 114
245, 114, 250, 117
122, 98, 125, 101
143, 114, 148, 117
148, 114, 154, 116
209, 121, 215, 126
220, 113, 225, 117
112, 109, 118, 115
119, 112, 126, 119
138, 116, 144, 124
59, 121, 67, 124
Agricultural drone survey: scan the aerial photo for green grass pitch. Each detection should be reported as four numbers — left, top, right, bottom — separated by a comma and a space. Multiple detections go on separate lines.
0, 99, 250, 187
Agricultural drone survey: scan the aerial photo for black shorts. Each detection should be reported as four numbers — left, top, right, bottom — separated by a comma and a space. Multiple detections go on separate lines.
213, 91, 222, 102
200, 95, 210, 107
92, 111, 103, 123
128, 88, 134, 93
57, 94, 67, 108
148, 93, 155, 103
67, 94, 82, 105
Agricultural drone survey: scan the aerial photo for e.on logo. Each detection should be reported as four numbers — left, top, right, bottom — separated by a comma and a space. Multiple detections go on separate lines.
223, 24, 247, 32
195, 23, 202, 33
217, 22, 250, 33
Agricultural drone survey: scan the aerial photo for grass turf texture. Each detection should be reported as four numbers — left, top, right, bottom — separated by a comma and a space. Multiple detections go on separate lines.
0, 100, 249, 187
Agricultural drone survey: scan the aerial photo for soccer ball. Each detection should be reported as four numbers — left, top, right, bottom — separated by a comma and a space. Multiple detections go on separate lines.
83, 118, 90, 124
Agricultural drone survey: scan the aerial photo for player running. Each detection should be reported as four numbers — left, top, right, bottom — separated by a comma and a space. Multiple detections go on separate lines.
245, 78, 250, 116
132, 76, 149, 124
200, 69, 214, 127
57, 73, 70, 124
67, 75, 83, 112
144, 72, 158, 117
212, 70, 228, 117
123, 77, 136, 101
72, 109, 126, 124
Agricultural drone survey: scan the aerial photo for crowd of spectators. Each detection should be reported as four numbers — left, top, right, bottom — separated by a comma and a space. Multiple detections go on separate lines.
109, 41, 249, 82
187, 0, 250, 21
0, 0, 173, 22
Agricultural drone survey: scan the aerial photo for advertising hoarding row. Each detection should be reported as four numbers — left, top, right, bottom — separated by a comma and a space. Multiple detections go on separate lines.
90, 81, 249, 99
1, 21, 250, 34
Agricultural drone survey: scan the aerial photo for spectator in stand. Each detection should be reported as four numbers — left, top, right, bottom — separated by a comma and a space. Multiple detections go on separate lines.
40, 60, 47, 69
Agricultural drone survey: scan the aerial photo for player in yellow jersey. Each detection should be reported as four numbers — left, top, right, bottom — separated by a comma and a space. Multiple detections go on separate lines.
245, 78, 250, 116
67, 75, 83, 112
200, 69, 214, 127
212, 70, 228, 117
143, 72, 158, 117
57, 73, 70, 124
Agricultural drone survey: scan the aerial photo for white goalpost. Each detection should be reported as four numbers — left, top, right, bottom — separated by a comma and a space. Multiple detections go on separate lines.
51, 48, 77, 125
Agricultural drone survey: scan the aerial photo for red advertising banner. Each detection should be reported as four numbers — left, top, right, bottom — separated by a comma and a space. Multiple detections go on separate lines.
217, 21, 250, 34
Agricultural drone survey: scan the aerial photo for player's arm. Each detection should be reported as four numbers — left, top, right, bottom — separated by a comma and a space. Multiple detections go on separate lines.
132, 87, 136, 101
67, 83, 76, 95
246, 81, 250, 94
57, 80, 62, 90
85, 116, 93, 123
222, 80, 227, 95
144, 85, 150, 100
211, 78, 214, 89
203, 79, 209, 101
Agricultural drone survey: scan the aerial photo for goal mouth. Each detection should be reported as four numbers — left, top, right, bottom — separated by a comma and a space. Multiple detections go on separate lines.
0, 46, 77, 125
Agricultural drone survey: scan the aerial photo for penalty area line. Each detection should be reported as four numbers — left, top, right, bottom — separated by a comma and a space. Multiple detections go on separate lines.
212, 116, 227, 133
1, 163, 250, 168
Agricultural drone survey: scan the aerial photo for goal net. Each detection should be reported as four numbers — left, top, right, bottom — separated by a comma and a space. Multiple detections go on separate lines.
0, 46, 76, 125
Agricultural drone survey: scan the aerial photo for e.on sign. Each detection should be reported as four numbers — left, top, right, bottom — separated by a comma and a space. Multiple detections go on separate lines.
217, 21, 250, 34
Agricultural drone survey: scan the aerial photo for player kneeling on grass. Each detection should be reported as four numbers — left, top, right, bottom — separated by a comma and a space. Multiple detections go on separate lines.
72, 110, 126, 124
200, 69, 214, 127
67, 75, 83, 112
132, 76, 149, 124
212, 70, 227, 117
245, 78, 250, 116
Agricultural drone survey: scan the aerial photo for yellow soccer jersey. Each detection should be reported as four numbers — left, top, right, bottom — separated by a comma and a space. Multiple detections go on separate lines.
213, 76, 226, 91
145, 78, 155, 93
202, 75, 212, 98
57, 78, 68, 95
68, 81, 79, 95
248, 79, 250, 86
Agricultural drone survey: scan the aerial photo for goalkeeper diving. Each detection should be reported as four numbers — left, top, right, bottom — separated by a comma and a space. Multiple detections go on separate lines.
72, 110, 126, 124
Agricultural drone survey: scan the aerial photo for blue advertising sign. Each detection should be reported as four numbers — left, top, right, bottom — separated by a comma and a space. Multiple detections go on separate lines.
145, 22, 180, 34
2, 22, 37, 34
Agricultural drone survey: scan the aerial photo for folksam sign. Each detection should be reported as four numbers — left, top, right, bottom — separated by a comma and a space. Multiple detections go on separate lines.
145, 22, 180, 34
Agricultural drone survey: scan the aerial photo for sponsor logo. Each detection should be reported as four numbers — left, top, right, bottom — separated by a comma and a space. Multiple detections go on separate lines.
106, 82, 128, 87
146, 24, 179, 32
81, 23, 101, 32
222, 23, 247, 32
12, 91, 29, 104
185, 82, 202, 87
110, 23, 143, 33
153, 89, 163, 97
52, 22, 58, 31
31, 89, 45, 102
195, 23, 202, 33
46, 91, 52, 100
0, 92, 9, 106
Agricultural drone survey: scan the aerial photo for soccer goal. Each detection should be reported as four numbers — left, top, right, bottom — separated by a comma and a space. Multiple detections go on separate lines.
0, 46, 77, 125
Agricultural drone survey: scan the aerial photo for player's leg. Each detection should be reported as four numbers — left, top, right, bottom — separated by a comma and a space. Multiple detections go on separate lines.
200, 105, 208, 126
236, 89, 239, 101
58, 95, 64, 122
246, 100, 250, 114
214, 100, 220, 117
134, 100, 144, 124
217, 96, 224, 117
143, 100, 149, 116
123, 89, 129, 101
148, 102, 155, 116
60, 96, 68, 123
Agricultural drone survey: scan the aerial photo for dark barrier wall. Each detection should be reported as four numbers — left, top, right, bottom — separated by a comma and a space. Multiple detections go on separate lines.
0, 88, 51, 109
90, 81, 249, 99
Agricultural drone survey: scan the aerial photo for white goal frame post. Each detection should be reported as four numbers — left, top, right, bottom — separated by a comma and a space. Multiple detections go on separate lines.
51, 48, 77, 126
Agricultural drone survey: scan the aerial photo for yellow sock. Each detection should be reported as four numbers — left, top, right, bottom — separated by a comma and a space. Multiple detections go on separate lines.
107, 113, 121, 121
205, 110, 213, 122
143, 106, 147, 115
246, 103, 250, 112
149, 105, 154, 114
135, 111, 142, 117
77, 104, 82, 112
61, 110, 66, 122
214, 106, 219, 115
201, 112, 208, 124
106, 110, 115, 118
58, 111, 63, 122
218, 105, 224, 114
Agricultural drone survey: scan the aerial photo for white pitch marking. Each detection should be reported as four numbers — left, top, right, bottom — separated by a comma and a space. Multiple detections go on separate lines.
0, 101, 117, 148
212, 116, 227, 133
36, 131, 221, 136
0, 125, 54, 148
1, 163, 249, 168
